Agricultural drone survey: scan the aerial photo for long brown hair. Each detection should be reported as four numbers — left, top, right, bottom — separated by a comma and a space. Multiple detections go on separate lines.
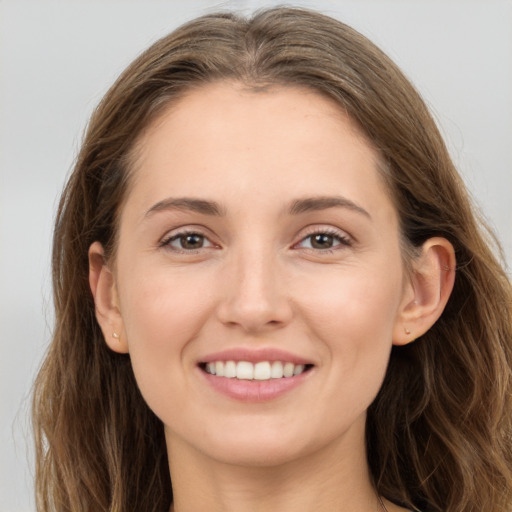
33, 7, 512, 512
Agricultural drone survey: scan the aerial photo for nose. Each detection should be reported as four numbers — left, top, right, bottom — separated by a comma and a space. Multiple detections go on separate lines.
215, 247, 293, 333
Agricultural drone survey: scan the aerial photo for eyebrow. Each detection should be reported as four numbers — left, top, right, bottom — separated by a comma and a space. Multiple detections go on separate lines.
144, 195, 370, 219
145, 197, 225, 217
288, 196, 371, 219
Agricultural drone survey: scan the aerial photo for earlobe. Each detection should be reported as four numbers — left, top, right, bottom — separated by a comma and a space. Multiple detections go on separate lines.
393, 237, 456, 346
88, 241, 129, 353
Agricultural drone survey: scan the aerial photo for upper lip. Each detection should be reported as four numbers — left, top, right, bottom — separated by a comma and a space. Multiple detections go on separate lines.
199, 347, 313, 366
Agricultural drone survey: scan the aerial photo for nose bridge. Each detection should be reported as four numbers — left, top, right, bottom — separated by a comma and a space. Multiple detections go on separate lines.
217, 240, 292, 331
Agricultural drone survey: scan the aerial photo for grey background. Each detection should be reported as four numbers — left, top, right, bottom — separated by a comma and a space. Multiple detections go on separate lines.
1, 1, 511, 510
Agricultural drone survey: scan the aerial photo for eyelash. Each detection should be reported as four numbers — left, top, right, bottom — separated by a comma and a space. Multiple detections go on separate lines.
159, 230, 215, 253
159, 227, 352, 254
294, 227, 352, 253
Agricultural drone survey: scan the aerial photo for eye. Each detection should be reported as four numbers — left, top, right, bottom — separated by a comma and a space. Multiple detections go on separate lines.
162, 231, 214, 251
296, 230, 351, 251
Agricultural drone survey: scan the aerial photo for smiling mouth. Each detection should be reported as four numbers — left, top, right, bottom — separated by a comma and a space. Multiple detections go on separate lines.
199, 361, 314, 381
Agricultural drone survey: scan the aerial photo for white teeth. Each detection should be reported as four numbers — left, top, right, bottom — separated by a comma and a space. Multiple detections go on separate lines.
283, 362, 295, 378
236, 361, 254, 380
204, 360, 309, 380
293, 364, 305, 376
215, 361, 225, 377
270, 361, 284, 378
254, 361, 271, 380
224, 360, 237, 378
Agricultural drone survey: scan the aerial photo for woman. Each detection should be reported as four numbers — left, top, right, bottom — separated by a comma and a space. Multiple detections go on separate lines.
32, 7, 512, 512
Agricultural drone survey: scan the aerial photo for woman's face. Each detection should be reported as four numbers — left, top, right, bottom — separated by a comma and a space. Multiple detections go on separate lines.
107, 82, 415, 467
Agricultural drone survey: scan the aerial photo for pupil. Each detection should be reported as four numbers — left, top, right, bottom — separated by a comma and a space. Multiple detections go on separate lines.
311, 234, 333, 249
182, 234, 203, 249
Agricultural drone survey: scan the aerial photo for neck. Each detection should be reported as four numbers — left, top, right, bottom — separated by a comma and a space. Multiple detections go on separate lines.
166, 418, 382, 512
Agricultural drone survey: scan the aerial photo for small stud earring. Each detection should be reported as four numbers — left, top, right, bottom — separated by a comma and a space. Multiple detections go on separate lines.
112, 332, 120, 340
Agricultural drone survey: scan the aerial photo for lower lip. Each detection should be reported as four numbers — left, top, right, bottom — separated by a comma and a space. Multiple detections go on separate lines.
199, 368, 312, 402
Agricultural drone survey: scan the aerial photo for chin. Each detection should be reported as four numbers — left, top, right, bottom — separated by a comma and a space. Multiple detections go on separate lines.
189, 418, 353, 470
208, 441, 309, 469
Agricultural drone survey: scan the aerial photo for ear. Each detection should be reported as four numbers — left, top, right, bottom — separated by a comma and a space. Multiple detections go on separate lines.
88, 241, 129, 353
393, 237, 456, 346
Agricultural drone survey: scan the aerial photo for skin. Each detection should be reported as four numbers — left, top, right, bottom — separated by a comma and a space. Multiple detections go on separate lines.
90, 82, 455, 512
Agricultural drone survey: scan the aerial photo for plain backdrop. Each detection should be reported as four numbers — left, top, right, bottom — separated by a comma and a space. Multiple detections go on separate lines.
1, 1, 511, 510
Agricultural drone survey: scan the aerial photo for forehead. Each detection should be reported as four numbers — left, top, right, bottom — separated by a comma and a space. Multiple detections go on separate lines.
125, 81, 394, 221
138, 82, 372, 155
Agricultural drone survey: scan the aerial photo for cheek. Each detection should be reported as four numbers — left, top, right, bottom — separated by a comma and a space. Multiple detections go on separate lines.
121, 273, 204, 342
300, 257, 402, 331
296, 263, 403, 392
117, 266, 214, 405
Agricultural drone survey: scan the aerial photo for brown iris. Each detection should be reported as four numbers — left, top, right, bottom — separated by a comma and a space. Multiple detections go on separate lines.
179, 234, 205, 249
310, 233, 336, 249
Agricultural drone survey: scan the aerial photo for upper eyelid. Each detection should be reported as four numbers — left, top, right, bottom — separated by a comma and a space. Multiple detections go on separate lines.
160, 225, 216, 243
295, 225, 352, 241
160, 230, 218, 253
291, 226, 354, 253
